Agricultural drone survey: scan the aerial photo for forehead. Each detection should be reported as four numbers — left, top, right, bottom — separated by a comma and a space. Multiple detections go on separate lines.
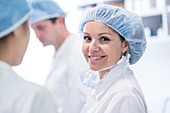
83, 21, 118, 35
31, 19, 51, 28
84, 21, 109, 31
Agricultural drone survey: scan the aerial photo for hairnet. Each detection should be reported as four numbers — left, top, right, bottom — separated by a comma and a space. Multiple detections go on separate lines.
0, 0, 32, 38
29, 0, 66, 24
80, 5, 147, 64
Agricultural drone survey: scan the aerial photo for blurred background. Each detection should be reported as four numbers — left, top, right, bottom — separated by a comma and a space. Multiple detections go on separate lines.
13, 0, 170, 113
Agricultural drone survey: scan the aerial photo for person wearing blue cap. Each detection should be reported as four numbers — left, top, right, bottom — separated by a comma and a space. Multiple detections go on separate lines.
79, 5, 148, 113
29, 0, 90, 113
0, 0, 57, 113
104, 0, 125, 7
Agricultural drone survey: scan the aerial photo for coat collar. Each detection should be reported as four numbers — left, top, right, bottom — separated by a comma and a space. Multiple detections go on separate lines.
0, 60, 11, 71
92, 57, 129, 99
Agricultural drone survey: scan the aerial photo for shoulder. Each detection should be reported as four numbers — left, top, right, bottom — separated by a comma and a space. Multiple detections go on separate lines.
106, 72, 147, 112
2, 76, 57, 113
18, 81, 57, 112
19, 80, 52, 97
105, 85, 147, 113
105, 68, 145, 102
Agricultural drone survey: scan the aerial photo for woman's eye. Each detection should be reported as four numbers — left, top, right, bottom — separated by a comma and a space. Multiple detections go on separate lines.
83, 36, 92, 43
100, 36, 110, 43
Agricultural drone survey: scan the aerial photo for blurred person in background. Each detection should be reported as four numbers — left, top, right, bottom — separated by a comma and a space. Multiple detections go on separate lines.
103, 0, 125, 7
79, 4, 148, 113
0, 0, 57, 113
29, 0, 90, 113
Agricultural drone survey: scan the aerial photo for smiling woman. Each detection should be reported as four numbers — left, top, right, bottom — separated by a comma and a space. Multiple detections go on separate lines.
79, 4, 148, 113
82, 21, 128, 76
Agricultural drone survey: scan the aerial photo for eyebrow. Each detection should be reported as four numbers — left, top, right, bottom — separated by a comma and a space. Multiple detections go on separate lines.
98, 32, 112, 36
83, 32, 90, 35
83, 32, 112, 36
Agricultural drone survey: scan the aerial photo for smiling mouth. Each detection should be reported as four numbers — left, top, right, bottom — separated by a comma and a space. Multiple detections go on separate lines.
88, 56, 106, 61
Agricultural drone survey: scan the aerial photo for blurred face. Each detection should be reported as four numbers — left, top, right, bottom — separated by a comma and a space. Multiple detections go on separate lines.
31, 19, 60, 46
82, 21, 128, 72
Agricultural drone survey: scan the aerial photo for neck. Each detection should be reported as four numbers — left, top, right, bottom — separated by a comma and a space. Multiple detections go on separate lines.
54, 31, 70, 50
99, 70, 108, 79
0, 36, 13, 65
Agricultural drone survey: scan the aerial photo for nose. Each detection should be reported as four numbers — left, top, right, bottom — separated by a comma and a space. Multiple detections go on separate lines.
35, 30, 41, 38
89, 40, 100, 53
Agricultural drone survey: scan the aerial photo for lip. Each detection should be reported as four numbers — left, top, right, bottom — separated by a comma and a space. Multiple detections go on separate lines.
88, 55, 106, 62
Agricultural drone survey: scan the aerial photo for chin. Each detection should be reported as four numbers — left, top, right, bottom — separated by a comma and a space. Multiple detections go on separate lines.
43, 43, 52, 47
12, 61, 21, 66
90, 65, 101, 71
43, 43, 47, 47
12, 56, 24, 66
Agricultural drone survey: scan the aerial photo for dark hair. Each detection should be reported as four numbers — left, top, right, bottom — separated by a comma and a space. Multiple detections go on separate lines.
120, 35, 125, 41
119, 34, 128, 55
48, 17, 58, 24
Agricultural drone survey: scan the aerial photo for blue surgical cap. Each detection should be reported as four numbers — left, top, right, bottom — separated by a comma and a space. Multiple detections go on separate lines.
80, 5, 147, 64
0, 0, 32, 38
29, 0, 66, 24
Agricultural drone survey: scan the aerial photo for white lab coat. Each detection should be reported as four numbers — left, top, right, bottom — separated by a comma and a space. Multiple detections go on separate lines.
81, 58, 148, 113
45, 34, 91, 113
0, 61, 57, 113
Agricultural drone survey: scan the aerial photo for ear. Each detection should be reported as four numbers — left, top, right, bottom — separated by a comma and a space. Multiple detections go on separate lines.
122, 40, 129, 54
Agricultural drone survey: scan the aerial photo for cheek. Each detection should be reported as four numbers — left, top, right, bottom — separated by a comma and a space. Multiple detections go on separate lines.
43, 27, 51, 35
82, 43, 89, 61
44, 30, 50, 36
107, 45, 123, 63
109, 50, 120, 60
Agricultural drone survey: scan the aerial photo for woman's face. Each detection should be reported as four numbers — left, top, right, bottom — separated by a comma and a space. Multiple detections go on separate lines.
82, 21, 128, 71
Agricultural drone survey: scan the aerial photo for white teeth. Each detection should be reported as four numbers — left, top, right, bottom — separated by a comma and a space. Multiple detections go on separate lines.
90, 56, 102, 60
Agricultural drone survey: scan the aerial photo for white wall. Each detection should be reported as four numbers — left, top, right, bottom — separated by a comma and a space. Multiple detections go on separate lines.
130, 38, 170, 113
